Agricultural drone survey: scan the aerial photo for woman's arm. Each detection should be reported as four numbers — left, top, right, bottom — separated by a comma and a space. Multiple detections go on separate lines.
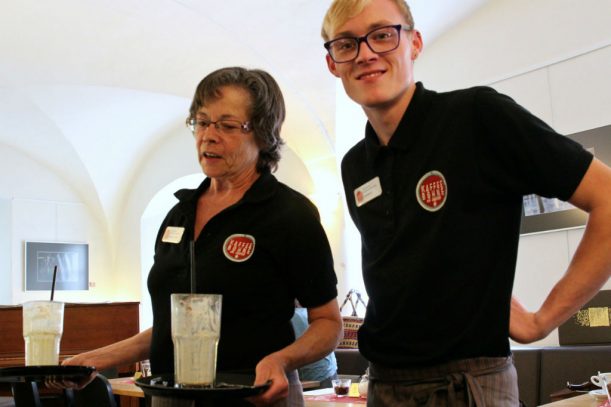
276, 299, 342, 371
249, 299, 342, 406
62, 327, 152, 371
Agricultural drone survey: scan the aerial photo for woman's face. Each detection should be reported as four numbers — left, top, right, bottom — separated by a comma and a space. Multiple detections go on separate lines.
193, 86, 260, 184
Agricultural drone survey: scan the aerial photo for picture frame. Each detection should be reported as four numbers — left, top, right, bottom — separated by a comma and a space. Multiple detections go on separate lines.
24, 241, 89, 291
520, 124, 611, 235
558, 289, 611, 345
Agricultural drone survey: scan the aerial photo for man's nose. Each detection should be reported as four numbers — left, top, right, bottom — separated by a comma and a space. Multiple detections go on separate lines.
355, 39, 377, 63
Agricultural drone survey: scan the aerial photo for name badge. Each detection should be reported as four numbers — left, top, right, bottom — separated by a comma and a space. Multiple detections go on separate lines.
162, 226, 185, 244
354, 177, 382, 207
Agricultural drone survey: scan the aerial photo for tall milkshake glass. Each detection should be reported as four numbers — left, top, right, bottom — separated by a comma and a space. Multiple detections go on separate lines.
171, 293, 222, 387
22, 300, 65, 366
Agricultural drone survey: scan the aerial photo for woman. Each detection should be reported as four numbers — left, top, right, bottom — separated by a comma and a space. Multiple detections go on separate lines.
64, 67, 342, 407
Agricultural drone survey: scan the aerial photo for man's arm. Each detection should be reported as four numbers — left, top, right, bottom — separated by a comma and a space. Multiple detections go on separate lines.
511, 158, 611, 343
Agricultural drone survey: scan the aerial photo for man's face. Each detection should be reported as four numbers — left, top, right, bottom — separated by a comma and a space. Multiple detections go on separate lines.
325, 0, 422, 111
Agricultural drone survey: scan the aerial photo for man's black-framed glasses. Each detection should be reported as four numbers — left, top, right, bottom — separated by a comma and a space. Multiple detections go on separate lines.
187, 118, 252, 136
324, 24, 411, 63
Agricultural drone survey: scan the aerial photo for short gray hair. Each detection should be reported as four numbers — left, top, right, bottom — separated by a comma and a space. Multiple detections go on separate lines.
188, 67, 286, 173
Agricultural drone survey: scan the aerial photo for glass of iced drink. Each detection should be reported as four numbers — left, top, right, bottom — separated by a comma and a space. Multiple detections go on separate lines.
171, 293, 222, 387
22, 301, 65, 366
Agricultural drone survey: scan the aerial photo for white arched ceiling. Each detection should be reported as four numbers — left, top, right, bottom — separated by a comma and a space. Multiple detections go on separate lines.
0, 88, 102, 216
0, 0, 492, 301
25, 86, 189, 226
0, 0, 348, 240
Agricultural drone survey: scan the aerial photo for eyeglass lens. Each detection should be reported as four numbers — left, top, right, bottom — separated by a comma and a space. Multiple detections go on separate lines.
328, 25, 402, 63
189, 119, 249, 135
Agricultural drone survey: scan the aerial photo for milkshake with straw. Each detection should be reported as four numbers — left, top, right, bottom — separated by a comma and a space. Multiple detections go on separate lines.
22, 265, 64, 365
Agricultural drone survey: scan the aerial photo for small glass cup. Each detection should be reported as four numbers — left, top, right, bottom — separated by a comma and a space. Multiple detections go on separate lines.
139, 360, 151, 377
332, 378, 352, 397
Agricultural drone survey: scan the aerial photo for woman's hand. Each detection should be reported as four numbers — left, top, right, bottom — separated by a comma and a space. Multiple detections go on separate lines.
246, 354, 289, 406
43, 356, 98, 391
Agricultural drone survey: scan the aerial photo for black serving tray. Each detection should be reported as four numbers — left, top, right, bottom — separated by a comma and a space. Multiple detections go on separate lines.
136, 373, 271, 400
0, 365, 95, 383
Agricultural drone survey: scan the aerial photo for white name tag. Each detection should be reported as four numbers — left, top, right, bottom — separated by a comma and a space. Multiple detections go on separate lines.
162, 226, 185, 244
354, 176, 382, 207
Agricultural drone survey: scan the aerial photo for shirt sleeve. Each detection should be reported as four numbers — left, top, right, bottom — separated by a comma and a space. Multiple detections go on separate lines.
473, 86, 593, 201
278, 191, 338, 308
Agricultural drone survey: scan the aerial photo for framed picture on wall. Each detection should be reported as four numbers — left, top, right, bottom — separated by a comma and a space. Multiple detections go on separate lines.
558, 289, 611, 345
520, 124, 611, 235
24, 241, 89, 291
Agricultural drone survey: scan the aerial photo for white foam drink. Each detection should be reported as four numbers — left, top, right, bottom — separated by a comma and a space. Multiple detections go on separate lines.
22, 301, 64, 366
171, 294, 222, 387
173, 334, 219, 386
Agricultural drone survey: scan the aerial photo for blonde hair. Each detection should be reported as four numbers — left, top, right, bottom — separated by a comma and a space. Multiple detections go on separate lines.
321, 0, 414, 41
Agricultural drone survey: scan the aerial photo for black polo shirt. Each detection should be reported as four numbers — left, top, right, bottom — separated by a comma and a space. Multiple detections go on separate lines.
147, 171, 337, 374
341, 82, 592, 367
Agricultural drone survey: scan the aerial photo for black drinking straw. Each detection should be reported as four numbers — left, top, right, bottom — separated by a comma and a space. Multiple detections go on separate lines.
189, 240, 196, 293
50, 265, 58, 301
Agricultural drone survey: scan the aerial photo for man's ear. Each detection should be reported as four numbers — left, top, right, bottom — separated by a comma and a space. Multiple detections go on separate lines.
326, 54, 341, 78
410, 30, 423, 60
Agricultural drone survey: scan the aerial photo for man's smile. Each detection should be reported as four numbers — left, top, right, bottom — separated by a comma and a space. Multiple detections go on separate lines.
356, 69, 386, 80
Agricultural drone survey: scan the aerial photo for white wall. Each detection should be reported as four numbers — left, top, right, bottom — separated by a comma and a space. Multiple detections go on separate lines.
334, 81, 368, 301
0, 198, 11, 302
415, 0, 611, 92
112, 128, 200, 303
0, 145, 114, 305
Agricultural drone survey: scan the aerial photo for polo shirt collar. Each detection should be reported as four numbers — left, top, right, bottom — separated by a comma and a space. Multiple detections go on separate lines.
174, 170, 277, 205
364, 82, 432, 158
240, 170, 277, 203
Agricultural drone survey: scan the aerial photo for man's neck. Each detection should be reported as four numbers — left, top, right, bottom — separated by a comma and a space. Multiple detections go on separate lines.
363, 82, 417, 146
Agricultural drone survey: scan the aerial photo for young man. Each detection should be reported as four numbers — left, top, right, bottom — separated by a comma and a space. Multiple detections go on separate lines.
322, 0, 611, 405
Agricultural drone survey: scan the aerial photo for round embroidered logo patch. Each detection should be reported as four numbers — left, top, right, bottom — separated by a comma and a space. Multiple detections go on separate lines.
223, 234, 255, 262
416, 171, 448, 212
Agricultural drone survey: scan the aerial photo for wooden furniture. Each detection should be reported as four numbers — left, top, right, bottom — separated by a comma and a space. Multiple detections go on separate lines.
550, 388, 587, 402
305, 401, 365, 407
539, 393, 602, 406
304, 388, 366, 407
108, 377, 144, 407
108, 377, 144, 398
0, 302, 140, 373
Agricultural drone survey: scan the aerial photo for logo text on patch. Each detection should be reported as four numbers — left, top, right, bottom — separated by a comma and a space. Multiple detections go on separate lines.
223, 234, 255, 262
416, 171, 448, 212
